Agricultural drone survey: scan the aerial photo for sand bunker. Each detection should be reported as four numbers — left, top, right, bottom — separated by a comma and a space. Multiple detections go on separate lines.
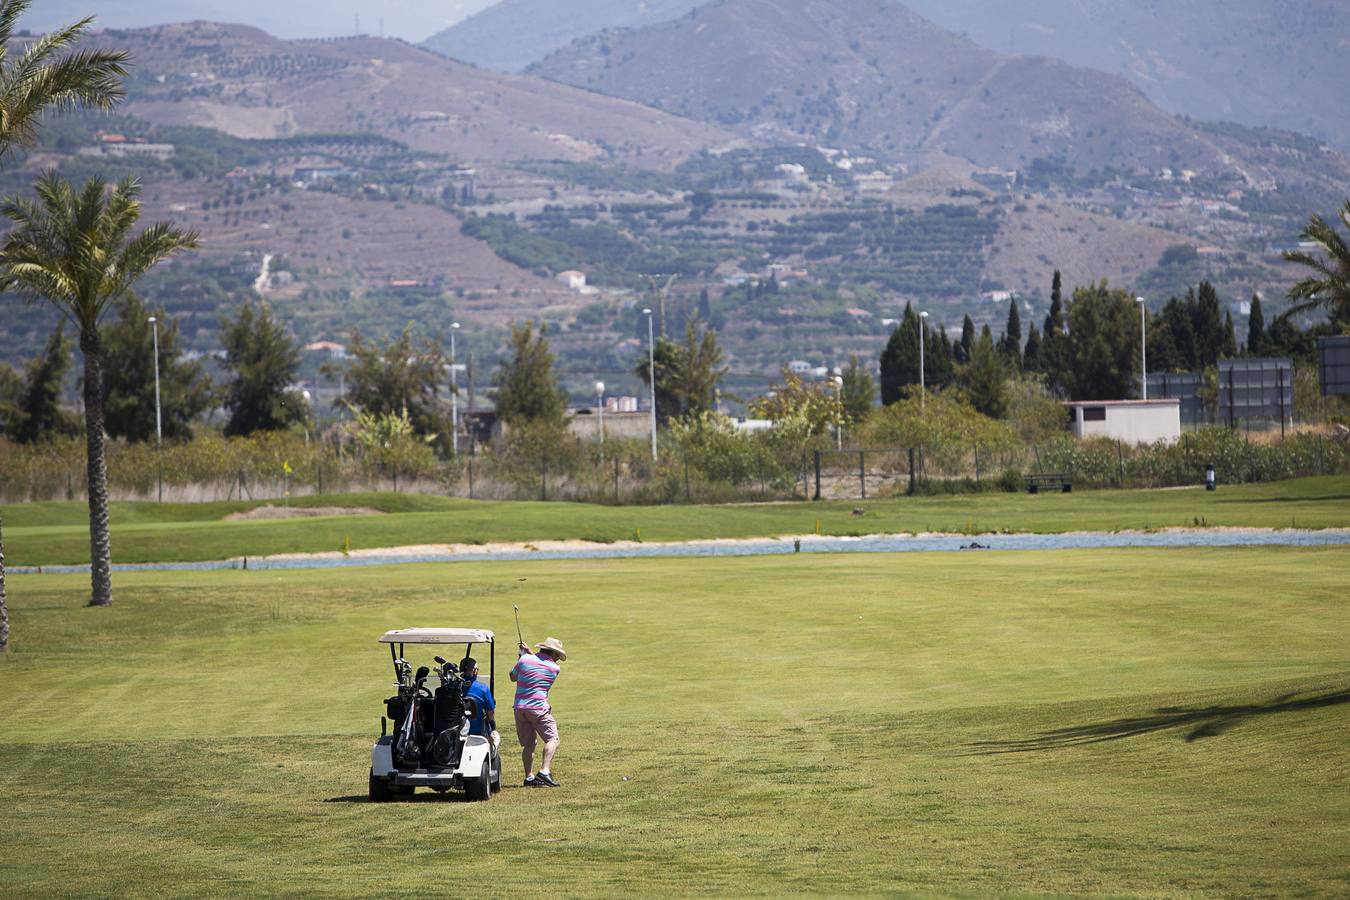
225, 505, 385, 521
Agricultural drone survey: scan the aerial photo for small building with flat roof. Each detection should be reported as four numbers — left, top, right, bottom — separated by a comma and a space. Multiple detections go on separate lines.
1064, 399, 1181, 445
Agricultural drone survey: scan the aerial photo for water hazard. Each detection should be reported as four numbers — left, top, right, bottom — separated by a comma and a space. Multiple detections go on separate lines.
13, 528, 1350, 575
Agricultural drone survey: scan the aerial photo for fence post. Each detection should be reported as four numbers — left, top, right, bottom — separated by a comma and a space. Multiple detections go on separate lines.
468, 457, 475, 499
1117, 441, 1125, 488
614, 456, 620, 504
974, 444, 981, 487
684, 456, 692, 502
540, 459, 547, 501
859, 450, 866, 500
813, 450, 822, 501
908, 448, 916, 496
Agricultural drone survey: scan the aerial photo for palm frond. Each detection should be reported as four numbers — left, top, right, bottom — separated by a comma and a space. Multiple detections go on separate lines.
6, 46, 130, 123
0, 1, 34, 53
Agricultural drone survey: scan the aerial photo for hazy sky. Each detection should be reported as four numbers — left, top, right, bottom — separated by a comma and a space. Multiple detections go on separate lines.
27, 1, 499, 42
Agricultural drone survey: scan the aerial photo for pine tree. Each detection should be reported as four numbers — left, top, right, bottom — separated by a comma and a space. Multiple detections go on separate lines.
840, 356, 876, 423
495, 322, 568, 426
1247, 294, 1266, 356
960, 329, 1008, 418
8, 325, 77, 443
101, 295, 212, 443
220, 300, 304, 436
1223, 310, 1238, 358
879, 302, 921, 404
1063, 282, 1143, 401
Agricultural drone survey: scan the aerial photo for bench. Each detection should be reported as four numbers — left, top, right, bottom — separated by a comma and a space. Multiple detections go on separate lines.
1025, 473, 1072, 494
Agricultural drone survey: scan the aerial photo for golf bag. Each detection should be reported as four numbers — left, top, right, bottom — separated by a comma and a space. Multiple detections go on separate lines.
429, 663, 467, 768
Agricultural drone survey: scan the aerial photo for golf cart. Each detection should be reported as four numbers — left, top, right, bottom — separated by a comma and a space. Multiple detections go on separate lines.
369, 628, 502, 802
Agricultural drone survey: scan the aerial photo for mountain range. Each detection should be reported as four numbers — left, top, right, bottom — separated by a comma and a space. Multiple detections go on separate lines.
528, 0, 1350, 193
423, 0, 702, 73
902, 0, 1350, 151
85, 22, 730, 167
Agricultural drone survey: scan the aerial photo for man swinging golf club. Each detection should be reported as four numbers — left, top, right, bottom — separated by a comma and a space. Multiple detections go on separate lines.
510, 633, 567, 788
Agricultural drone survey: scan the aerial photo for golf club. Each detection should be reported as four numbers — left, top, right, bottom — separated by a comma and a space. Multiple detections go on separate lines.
513, 604, 523, 645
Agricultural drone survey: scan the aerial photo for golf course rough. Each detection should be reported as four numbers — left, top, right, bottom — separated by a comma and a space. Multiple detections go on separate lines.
1, 545, 1347, 895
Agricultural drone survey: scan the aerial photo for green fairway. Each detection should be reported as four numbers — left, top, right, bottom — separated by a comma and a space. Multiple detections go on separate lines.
5, 475, 1350, 566
1, 547, 1347, 895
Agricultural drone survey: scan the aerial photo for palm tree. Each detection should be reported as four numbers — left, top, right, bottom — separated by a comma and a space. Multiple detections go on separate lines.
0, 1, 129, 156
0, 175, 198, 606
0, 1, 129, 635
1282, 199, 1350, 330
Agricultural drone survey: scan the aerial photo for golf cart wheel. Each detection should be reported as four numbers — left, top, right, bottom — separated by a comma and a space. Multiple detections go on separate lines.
465, 763, 491, 802
368, 769, 393, 803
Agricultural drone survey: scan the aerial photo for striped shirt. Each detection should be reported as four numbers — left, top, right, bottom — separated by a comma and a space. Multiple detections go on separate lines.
511, 653, 560, 710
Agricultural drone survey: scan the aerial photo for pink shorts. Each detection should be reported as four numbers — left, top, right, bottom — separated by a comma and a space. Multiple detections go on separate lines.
514, 707, 559, 750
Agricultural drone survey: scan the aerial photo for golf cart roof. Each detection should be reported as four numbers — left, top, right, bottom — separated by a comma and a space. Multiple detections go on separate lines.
379, 628, 495, 645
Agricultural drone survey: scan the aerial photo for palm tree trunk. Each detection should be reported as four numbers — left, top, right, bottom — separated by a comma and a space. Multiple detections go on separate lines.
80, 330, 113, 608
0, 510, 9, 653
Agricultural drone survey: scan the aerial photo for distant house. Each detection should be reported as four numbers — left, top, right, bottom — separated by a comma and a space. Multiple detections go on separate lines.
787, 360, 814, 376
853, 171, 893, 192
294, 165, 353, 183
1065, 400, 1181, 445
845, 308, 872, 320
80, 138, 175, 161
556, 270, 587, 291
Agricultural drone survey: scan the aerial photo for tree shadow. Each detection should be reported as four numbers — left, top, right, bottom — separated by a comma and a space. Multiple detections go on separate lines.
964, 685, 1350, 755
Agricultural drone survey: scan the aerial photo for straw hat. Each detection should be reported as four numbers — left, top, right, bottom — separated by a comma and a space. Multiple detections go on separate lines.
536, 637, 568, 661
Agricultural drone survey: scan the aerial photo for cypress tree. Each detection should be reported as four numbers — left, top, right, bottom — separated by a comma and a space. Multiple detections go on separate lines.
999, 298, 1023, 368
1223, 310, 1238, 359
1042, 270, 1066, 392
1023, 323, 1043, 372
1247, 294, 1266, 356
879, 302, 922, 404
957, 314, 975, 364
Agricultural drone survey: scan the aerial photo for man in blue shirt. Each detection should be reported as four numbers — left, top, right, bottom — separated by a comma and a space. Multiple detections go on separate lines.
459, 656, 496, 737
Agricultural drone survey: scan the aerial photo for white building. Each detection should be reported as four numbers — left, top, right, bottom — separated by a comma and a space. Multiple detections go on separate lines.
1065, 400, 1181, 445
556, 270, 587, 291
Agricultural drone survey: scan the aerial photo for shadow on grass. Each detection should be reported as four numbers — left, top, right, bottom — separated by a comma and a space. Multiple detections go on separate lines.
965, 685, 1350, 755
324, 793, 478, 804
1215, 494, 1350, 505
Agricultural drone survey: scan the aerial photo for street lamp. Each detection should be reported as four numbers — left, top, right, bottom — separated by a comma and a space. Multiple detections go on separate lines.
919, 311, 929, 410
832, 374, 844, 450
301, 390, 312, 447
1135, 297, 1148, 400
594, 380, 606, 444
450, 322, 461, 458
644, 307, 657, 461
149, 315, 163, 503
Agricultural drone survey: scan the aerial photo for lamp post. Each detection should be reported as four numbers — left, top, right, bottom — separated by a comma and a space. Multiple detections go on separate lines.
1136, 297, 1148, 400
450, 322, 460, 458
302, 390, 312, 447
149, 315, 163, 503
644, 307, 657, 461
918, 310, 929, 410
595, 380, 606, 444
